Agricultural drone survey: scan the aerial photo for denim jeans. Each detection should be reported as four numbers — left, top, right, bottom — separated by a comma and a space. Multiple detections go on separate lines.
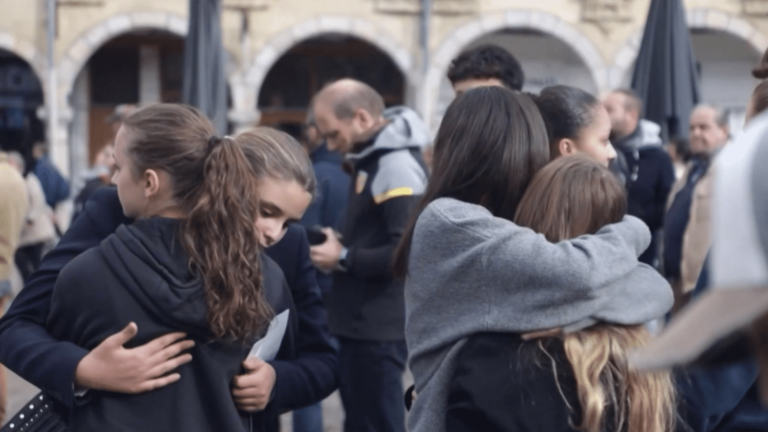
292, 402, 323, 432
337, 337, 407, 432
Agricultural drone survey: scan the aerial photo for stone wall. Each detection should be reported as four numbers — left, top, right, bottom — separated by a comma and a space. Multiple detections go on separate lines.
0, 0, 765, 172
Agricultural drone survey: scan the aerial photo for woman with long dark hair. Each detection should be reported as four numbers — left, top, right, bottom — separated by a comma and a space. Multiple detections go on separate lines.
46, 105, 316, 431
446, 156, 676, 432
532, 84, 617, 167
394, 87, 672, 432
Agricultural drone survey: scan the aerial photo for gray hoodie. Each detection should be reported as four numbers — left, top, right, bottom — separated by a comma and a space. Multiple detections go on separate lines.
346, 106, 431, 163
328, 105, 431, 341
405, 198, 673, 432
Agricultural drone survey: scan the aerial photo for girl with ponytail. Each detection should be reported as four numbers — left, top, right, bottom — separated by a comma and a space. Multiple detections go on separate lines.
46, 104, 314, 431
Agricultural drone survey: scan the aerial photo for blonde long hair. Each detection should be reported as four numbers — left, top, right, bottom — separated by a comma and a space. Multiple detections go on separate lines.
515, 156, 676, 432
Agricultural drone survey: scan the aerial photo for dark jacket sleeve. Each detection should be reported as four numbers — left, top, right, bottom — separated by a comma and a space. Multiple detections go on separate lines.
347, 195, 419, 280
650, 150, 676, 231
300, 164, 350, 231
299, 178, 327, 229
266, 225, 339, 412
0, 187, 127, 407
632, 149, 675, 231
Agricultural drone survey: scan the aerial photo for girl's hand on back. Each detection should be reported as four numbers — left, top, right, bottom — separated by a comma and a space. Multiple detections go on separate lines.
74, 322, 195, 393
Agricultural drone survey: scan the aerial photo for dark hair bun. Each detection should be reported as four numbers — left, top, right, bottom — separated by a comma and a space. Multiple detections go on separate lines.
753, 49, 768, 79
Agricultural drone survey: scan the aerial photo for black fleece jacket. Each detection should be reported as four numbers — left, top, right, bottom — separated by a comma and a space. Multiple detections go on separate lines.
47, 218, 297, 431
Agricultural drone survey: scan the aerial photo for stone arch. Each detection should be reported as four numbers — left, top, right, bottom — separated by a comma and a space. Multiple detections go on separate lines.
57, 11, 190, 106
0, 31, 46, 92
245, 15, 416, 107
609, 8, 768, 89
424, 10, 608, 130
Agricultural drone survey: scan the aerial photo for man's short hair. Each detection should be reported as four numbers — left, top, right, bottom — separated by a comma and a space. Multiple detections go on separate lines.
694, 104, 729, 129
613, 88, 643, 116
447, 44, 525, 91
322, 79, 385, 120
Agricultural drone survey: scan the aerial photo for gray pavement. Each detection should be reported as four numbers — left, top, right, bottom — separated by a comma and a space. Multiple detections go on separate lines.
4, 367, 39, 427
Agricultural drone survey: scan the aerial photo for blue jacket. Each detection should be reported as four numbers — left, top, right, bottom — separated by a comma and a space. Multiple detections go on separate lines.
613, 121, 676, 266
0, 187, 338, 416
301, 143, 350, 231
32, 155, 70, 208
300, 143, 350, 298
664, 157, 708, 279
675, 257, 768, 432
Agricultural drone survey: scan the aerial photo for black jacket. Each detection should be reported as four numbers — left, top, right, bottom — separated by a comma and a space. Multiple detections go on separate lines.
327, 107, 430, 341
613, 122, 676, 266
663, 158, 708, 279
675, 258, 768, 432
47, 218, 297, 431
447, 333, 582, 432
0, 187, 338, 417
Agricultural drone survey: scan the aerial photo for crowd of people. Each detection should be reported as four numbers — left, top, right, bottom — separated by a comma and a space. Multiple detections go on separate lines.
0, 42, 767, 432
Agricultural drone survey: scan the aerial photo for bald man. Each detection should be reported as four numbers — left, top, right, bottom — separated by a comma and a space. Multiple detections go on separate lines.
310, 79, 429, 432
664, 105, 729, 311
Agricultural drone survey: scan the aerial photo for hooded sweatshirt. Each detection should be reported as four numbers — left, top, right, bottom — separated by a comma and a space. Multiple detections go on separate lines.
47, 217, 298, 432
405, 198, 674, 432
328, 106, 430, 342
613, 120, 676, 265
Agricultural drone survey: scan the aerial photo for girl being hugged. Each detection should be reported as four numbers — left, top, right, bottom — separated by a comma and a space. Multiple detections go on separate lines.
47, 104, 314, 431
446, 155, 676, 432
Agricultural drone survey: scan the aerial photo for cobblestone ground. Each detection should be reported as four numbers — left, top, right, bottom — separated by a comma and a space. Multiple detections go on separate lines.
4, 367, 39, 427
5, 367, 412, 432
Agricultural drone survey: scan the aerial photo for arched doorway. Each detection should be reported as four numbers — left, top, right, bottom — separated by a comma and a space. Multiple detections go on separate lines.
257, 34, 406, 138
434, 29, 599, 123
76, 30, 185, 163
0, 49, 44, 168
691, 28, 761, 132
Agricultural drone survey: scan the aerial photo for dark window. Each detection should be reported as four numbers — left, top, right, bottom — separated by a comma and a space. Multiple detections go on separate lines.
90, 48, 140, 104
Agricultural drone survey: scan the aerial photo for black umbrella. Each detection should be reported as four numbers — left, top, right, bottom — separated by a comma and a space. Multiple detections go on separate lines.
631, 0, 700, 141
182, 0, 228, 134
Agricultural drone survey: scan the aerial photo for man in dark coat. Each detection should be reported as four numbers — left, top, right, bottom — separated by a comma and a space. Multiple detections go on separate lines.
604, 89, 676, 267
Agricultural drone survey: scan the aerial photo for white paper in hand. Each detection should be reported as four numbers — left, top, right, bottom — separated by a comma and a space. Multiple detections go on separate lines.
248, 309, 290, 361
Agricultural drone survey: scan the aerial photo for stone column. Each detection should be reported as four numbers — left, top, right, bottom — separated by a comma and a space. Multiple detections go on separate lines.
47, 92, 73, 179
139, 45, 161, 104
69, 65, 90, 188
228, 75, 259, 134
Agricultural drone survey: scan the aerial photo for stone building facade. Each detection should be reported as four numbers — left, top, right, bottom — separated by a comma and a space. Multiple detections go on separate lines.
0, 0, 766, 176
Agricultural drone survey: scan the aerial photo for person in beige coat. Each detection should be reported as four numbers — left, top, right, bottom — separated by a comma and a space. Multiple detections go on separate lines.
0, 150, 28, 425
664, 106, 728, 310
7, 151, 57, 281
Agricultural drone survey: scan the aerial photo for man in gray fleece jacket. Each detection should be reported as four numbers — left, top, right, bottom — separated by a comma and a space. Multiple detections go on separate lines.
405, 198, 673, 432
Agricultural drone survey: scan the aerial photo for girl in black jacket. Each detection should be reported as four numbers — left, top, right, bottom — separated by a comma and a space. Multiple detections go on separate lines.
447, 156, 676, 432
47, 105, 315, 431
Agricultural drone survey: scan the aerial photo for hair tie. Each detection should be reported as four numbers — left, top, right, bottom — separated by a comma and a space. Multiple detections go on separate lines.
208, 135, 221, 152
